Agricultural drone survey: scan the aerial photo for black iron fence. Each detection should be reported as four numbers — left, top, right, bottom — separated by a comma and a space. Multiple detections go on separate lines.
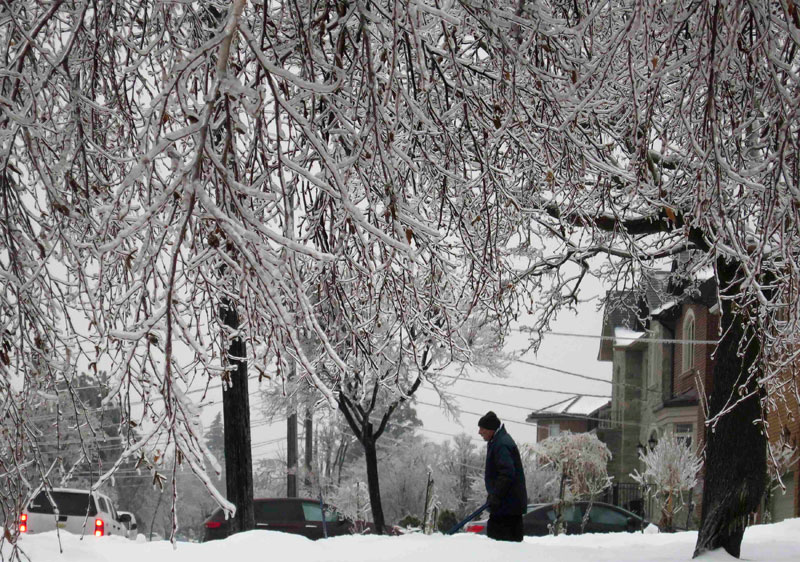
600, 482, 646, 517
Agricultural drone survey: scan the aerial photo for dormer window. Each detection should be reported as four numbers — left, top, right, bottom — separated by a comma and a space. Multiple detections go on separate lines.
683, 310, 696, 373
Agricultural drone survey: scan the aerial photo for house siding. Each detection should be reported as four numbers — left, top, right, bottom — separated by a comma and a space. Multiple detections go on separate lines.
604, 294, 715, 529
764, 370, 800, 519
674, 304, 713, 398
605, 346, 644, 485
599, 279, 800, 528
534, 418, 592, 442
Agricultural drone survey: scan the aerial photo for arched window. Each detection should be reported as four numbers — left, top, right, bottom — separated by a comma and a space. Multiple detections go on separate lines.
683, 310, 695, 373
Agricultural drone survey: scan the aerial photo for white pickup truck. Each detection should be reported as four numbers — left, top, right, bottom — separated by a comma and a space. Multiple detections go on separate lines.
22, 488, 129, 538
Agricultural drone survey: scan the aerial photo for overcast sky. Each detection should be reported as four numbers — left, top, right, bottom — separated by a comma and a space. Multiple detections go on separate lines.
414, 291, 612, 448
198, 275, 613, 462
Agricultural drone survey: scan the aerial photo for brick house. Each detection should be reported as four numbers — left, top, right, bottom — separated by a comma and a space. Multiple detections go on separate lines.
598, 271, 800, 527
596, 274, 716, 527
526, 395, 611, 443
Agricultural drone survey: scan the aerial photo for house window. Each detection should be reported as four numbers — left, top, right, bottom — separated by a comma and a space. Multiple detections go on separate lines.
548, 423, 561, 437
682, 310, 696, 374
675, 423, 693, 448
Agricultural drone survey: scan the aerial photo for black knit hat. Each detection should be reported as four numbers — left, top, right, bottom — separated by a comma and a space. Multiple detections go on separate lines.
478, 411, 501, 431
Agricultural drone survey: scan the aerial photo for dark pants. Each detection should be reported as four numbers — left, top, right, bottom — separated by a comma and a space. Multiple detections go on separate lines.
487, 514, 523, 542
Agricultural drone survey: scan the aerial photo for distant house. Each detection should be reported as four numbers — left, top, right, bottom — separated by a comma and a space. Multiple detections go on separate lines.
598, 268, 800, 527
526, 395, 611, 442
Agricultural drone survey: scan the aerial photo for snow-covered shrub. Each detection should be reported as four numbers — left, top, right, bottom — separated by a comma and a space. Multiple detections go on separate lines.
536, 432, 613, 500
631, 432, 701, 532
328, 480, 372, 532
520, 443, 560, 503
397, 514, 422, 533
536, 432, 613, 535
436, 509, 459, 533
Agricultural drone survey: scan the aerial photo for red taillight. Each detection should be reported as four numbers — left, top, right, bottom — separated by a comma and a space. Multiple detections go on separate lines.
205, 520, 222, 529
95, 518, 104, 537
465, 524, 485, 533
20, 513, 28, 533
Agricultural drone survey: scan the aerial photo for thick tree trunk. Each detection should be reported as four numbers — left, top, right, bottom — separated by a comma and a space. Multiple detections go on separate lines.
362, 431, 387, 535
694, 259, 766, 558
220, 302, 255, 534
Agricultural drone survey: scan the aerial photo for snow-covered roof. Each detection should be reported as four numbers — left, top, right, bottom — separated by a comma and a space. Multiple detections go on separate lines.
650, 300, 677, 316
597, 291, 644, 361
613, 327, 646, 348
527, 395, 611, 421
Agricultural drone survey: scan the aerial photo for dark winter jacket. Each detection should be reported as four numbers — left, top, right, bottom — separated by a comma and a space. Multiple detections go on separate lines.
484, 425, 527, 517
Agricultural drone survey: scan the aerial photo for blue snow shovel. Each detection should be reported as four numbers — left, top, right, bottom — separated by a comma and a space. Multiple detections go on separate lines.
446, 502, 489, 535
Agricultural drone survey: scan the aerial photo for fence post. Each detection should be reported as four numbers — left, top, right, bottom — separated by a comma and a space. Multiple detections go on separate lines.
422, 469, 434, 534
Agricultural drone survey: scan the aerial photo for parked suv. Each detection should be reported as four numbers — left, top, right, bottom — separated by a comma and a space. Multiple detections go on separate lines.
203, 498, 364, 541
21, 488, 128, 537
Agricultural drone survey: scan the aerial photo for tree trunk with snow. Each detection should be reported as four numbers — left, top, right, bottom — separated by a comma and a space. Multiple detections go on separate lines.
694, 259, 766, 558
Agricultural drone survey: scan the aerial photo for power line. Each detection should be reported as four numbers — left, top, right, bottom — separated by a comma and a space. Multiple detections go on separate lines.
415, 399, 538, 429
528, 330, 719, 345
501, 355, 666, 397
505, 357, 612, 386
415, 397, 643, 430
420, 387, 573, 412
436, 372, 610, 398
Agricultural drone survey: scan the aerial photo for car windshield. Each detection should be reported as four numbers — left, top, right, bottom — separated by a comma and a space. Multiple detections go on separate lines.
28, 491, 97, 517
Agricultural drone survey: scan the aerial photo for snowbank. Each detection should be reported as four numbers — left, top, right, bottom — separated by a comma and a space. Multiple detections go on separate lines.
4, 518, 800, 562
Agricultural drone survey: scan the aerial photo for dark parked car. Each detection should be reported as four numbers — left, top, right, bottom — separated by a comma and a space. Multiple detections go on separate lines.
203, 498, 368, 541
465, 501, 652, 536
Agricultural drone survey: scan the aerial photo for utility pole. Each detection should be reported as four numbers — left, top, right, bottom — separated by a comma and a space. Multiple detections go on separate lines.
209, 0, 253, 535
287, 360, 298, 497
220, 300, 255, 533
304, 408, 313, 491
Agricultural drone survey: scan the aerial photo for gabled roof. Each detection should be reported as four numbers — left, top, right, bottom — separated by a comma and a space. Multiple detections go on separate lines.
598, 268, 719, 359
614, 327, 646, 348
597, 291, 644, 361
651, 276, 718, 321
650, 299, 678, 317
526, 396, 611, 422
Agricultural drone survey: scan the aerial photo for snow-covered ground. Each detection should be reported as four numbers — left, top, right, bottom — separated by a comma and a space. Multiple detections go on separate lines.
4, 519, 800, 562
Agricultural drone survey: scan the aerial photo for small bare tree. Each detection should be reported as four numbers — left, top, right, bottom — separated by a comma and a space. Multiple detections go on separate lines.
632, 432, 702, 533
